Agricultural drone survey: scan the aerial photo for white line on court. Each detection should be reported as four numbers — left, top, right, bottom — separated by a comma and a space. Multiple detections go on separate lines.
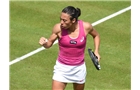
9, 40, 58, 65
9, 6, 131, 66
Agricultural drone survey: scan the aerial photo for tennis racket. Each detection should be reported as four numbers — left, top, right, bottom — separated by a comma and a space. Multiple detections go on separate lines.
88, 48, 101, 70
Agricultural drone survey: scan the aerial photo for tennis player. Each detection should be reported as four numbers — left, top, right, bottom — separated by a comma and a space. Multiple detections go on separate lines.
39, 6, 100, 90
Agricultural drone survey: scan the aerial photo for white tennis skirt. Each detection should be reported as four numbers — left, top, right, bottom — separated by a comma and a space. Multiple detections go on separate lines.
52, 60, 87, 84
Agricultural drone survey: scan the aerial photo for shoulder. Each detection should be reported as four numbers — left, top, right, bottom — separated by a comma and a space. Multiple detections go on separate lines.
52, 23, 61, 34
82, 21, 92, 29
81, 21, 93, 33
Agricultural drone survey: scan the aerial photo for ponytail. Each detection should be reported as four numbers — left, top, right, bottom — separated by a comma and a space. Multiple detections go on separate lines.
76, 8, 81, 18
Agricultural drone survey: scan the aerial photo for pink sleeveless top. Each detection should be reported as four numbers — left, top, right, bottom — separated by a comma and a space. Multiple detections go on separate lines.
57, 20, 86, 66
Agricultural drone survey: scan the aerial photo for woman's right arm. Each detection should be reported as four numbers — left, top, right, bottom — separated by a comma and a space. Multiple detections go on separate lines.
39, 23, 61, 48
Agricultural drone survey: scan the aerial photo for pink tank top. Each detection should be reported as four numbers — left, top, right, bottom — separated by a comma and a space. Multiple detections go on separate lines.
57, 20, 86, 66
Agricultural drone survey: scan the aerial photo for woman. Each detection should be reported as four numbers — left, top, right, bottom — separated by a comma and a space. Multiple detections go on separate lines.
39, 6, 100, 90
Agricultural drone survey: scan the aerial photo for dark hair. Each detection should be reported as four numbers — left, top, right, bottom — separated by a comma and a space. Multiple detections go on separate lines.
62, 6, 81, 21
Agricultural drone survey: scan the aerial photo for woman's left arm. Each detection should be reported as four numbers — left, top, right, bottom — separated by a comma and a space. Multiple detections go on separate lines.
84, 22, 101, 61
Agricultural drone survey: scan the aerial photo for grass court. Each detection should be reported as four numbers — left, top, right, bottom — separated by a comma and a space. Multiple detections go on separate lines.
10, 0, 131, 90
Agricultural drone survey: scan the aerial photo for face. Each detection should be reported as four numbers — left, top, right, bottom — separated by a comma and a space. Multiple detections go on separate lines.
60, 12, 75, 29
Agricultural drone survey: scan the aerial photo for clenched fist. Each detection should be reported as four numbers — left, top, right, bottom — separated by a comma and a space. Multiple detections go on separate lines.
39, 37, 47, 46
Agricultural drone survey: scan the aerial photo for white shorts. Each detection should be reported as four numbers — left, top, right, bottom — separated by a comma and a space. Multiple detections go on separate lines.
52, 61, 87, 84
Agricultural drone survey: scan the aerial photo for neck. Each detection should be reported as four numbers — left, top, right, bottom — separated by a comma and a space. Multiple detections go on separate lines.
68, 21, 78, 32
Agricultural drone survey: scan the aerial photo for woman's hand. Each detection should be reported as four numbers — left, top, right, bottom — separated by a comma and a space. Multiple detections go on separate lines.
39, 37, 47, 46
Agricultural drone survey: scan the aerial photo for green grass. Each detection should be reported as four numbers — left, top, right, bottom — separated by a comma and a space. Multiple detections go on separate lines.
10, 1, 131, 90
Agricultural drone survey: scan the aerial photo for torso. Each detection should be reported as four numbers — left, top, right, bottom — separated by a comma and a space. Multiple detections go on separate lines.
57, 20, 87, 66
